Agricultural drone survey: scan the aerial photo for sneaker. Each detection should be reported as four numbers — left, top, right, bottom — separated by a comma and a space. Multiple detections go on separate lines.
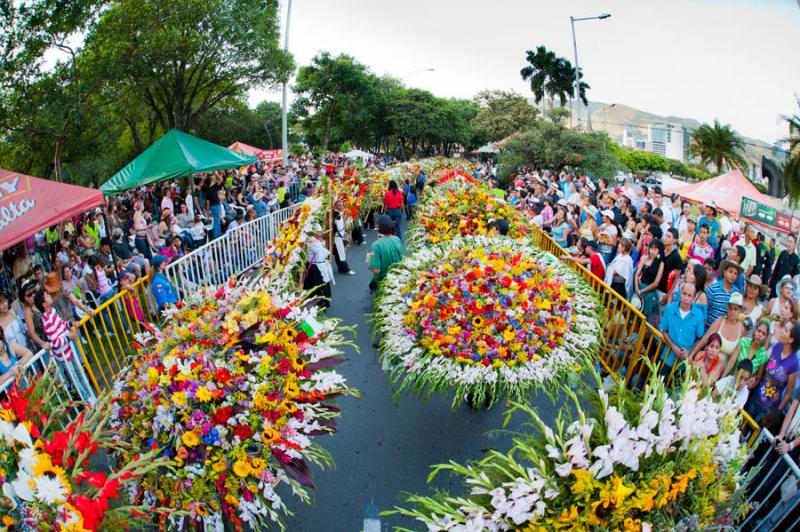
347, 270, 356, 275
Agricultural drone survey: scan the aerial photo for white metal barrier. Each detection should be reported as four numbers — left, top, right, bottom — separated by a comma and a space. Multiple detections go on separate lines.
738, 428, 800, 530
0, 348, 95, 416
164, 204, 300, 294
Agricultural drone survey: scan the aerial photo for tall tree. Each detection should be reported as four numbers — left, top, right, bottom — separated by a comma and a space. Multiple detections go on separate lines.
293, 52, 372, 150
690, 120, 747, 173
520, 46, 557, 110
470, 90, 539, 147
86, 0, 293, 133
782, 106, 800, 207
0, 0, 104, 181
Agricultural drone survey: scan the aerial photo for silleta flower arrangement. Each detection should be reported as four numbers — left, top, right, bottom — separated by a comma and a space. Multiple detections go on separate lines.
407, 177, 529, 250
389, 369, 749, 531
0, 367, 169, 531
373, 235, 600, 407
260, 196, 323, 293
111, 284, 356, 531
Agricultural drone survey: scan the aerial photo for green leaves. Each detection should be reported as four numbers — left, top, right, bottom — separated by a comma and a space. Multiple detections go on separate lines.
689, 119, 747, 173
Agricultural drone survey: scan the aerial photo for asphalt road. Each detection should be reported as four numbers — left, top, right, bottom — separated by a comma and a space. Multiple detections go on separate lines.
284, 221, 561, 532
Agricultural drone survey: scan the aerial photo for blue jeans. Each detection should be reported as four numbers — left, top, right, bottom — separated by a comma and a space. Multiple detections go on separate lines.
387, 208, 403, 241
210, 204, 222, 239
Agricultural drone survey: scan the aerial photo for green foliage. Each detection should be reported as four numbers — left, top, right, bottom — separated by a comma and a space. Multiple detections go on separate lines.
469, 90, 538, 147
690, 119, 747, 172
193, 99, 289, 150
497, 122, 619, 186
782, 108, 800, 208
610, 144, 712, 180
86, 0, 292, 132
520, 45, 588, 108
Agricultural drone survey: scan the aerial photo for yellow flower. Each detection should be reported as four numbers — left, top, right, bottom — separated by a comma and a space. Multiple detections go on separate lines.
224, 494, 239, 506
233, 459, 252, 478
171, 391, 187, 407
0, 409, 14, 423
570, 469, 595, 497
147, 367, 159, 385
2, 516, 15, 526
195, 386, 212, 403
182, 431, 200, 447
212, 460, 227, 473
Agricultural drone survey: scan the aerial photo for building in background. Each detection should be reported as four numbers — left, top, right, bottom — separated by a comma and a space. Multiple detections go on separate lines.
646, 123, 690, 162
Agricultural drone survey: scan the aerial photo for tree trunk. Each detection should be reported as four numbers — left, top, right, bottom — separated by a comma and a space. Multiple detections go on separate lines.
323, 103, 336, 151
127, 119, 144, 153
53, 138, 65, 182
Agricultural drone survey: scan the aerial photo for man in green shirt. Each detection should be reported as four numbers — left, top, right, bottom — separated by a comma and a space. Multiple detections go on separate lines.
369, 215, 403, 291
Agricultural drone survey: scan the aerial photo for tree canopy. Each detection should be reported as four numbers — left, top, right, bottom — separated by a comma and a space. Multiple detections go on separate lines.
690, 120, 747, 173
470, 90, 539, 147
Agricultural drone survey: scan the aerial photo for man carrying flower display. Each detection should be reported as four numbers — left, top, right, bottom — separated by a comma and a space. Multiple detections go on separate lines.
368, 215, 403, 293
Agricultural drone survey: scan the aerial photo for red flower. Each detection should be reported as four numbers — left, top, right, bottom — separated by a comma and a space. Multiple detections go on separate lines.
76, 471, 107, 488
233, 424, 253, 440
213, 406, 234, 425
215, 367, 232, 384
481, 358, 490, 366
277, 358, 292, 375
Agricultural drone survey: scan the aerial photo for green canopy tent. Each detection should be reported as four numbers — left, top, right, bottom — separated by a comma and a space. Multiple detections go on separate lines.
100, 129, 258, 194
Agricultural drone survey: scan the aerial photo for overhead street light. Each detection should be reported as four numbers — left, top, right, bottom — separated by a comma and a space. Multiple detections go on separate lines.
281, 0, 293, 166
570, 12, 611, 129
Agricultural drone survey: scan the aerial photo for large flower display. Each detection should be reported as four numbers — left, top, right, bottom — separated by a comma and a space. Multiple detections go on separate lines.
0, 367, 169, 531
111, 284, 356, 530
407, 176, 529, 250
389, 370, 748, 531
259, 197, 323, 293
373, 235, 600, 407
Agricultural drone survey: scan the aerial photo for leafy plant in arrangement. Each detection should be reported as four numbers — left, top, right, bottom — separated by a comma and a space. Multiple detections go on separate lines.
111, 283, 357, 531
373, 235, 600, 408
387, 365, 750, 531
0, 365, 171, 531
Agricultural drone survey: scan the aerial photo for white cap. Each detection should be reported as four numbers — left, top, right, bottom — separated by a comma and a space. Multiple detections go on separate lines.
557, 198, 568, 206
601, 209, 615, 221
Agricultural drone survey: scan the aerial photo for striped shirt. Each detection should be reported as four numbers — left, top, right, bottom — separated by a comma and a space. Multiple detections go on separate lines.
704, 279, 740, 328
42, 307, 75, 362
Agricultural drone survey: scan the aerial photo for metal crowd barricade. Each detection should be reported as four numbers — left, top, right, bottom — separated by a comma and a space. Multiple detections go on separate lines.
529, 225, 762, 445
72, 275, 158, 394
737, 428, 800, 530
0, 349, 88, 424
164, 204, 299, 294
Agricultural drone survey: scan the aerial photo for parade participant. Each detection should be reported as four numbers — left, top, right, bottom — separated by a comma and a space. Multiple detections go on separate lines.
368, 215, 403, 293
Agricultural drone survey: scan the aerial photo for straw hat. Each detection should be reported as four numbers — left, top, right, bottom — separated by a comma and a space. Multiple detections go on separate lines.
746, 274, 768, 297
43, 272, 62, 294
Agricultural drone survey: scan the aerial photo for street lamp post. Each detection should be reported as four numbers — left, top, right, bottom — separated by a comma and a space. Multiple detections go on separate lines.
281, 0, 293, 166
570, 12, 610, 129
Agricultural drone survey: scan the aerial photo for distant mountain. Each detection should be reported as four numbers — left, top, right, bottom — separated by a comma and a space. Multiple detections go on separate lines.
582, 101, 786, 166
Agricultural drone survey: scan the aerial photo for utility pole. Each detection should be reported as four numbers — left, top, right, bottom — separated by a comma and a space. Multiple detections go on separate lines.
281, 0, 293, 166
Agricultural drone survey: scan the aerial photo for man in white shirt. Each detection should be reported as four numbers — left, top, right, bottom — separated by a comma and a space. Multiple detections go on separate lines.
714, 359, 752, 409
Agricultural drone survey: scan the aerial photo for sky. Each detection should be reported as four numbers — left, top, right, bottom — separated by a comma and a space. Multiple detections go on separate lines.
249, 0, 800, 145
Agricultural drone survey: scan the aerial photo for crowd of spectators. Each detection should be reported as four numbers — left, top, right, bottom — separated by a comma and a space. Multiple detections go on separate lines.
0, 154, 388, 384
495, 164, 800, 439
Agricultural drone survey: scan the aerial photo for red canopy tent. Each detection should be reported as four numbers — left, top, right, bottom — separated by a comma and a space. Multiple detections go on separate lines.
0, 168, 104, 251
666, 169, 782, 216
228, 141, 282, 162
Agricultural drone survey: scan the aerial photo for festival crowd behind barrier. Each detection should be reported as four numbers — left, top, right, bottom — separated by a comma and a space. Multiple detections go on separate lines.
369, 159, 751, 530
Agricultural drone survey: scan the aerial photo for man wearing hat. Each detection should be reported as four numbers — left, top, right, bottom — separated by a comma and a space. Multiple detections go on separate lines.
697, 201, 721, 250
150, 255, 179, 311
769, 233, 799, 298
705, 259, 743, 328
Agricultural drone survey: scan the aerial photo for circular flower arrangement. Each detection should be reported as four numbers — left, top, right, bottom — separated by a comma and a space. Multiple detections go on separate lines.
112, 284, 356, 530
389, 369, 748, 531
407, 180, 529, 250
373, 235, 600, 407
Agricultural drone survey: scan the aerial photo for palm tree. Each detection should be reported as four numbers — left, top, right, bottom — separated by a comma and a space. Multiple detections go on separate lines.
690, 120, 747, 173
782, 108, 800, 206
520, 46, 557, 111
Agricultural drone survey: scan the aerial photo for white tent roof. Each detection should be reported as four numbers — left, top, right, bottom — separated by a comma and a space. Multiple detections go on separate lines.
344, 149, 374, 160
476, 143, 498, 154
